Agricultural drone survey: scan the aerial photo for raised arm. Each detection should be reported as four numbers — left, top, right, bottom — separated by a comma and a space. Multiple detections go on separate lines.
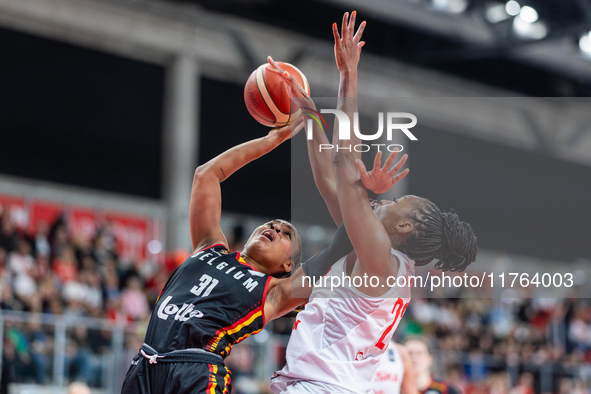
331, 12, 396, 279
304, 12, 367, 225
189, 122, 302, 252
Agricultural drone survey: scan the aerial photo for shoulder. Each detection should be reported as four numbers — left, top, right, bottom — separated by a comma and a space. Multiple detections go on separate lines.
192, 242, 229, 255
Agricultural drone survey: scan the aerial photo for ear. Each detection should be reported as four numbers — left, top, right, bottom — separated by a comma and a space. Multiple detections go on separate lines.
282, 259, 294, 274
396, 219, 414, 234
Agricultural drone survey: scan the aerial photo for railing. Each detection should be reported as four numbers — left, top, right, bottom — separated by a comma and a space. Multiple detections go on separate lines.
0, 310, 130, 393
0, 310, 285, 394
3, 309, 591, 394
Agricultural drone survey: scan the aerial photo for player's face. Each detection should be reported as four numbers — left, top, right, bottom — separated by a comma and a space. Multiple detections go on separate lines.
373, 195, 421, 232
406, 340, 433, 376
243, 220, 298, 276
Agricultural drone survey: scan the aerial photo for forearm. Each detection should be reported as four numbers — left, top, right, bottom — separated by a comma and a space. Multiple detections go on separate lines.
306, 114, 343, 225
198, 133, 285, 182
333, 70, 361, 157
333, 154, 392, 275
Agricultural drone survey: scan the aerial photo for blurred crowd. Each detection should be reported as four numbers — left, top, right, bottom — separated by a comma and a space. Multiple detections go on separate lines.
2, 209, 591, 393
0, 208, 169, 388
393, 295, 591, 394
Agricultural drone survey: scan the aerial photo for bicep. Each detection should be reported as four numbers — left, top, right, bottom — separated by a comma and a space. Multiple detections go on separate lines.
189, 167, 227, 251
264, 275, 308, 323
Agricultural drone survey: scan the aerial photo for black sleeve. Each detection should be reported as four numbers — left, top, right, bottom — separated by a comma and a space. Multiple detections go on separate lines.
301, 189, 381, 278
301, 222, 352, 278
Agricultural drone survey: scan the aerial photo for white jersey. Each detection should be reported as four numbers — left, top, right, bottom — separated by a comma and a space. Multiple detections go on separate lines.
373, 342, 404, 394
271, 249, 414, 394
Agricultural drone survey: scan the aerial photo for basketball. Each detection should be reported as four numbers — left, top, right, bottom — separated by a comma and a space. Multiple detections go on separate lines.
244, 61, 310, 128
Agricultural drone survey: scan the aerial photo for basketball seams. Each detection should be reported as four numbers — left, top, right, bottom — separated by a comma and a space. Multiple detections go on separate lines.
245, 61, 309, 128
254, 67, 277, 126
256, 65, 290, 125
245, 70, 275, 126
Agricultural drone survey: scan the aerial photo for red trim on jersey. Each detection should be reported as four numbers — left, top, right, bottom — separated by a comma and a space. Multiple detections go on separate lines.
261, 276, 272, 326
225, 305, 263, 331
235, 251, 260, 272
192, 243, 227, 257
205, 305, 264, 351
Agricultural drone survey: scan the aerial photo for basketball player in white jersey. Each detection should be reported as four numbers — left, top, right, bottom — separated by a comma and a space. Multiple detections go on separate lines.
267, 11, 477, 394
373, 341, 418, 394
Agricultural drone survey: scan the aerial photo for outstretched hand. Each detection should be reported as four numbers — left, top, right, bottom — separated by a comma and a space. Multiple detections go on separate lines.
356, 150, 409, 195
333, 11, 366, 73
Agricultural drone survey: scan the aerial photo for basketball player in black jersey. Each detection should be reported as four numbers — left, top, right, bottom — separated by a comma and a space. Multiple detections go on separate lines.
120, 98, 407, 393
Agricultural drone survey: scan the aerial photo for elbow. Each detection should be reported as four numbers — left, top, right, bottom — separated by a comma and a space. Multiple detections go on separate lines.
194, 164, 216, 182
331, 150, 354, 168
331, 151, 344, 167
194, 165, 208, 180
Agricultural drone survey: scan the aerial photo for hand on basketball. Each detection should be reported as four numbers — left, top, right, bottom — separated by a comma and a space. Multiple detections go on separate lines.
356, 150, 409, 195
268, 115, 305, 143
266, 56, 315, 110
333, 11, 366, 74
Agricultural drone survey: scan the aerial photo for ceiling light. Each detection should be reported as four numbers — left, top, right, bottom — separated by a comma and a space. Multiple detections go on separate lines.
505, 0, 520, 16
519, 6, 539, 23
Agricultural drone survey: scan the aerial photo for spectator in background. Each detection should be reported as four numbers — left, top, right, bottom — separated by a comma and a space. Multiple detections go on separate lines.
63, 272, 88, 309
48, 217, 69, 261
0, 209, 18, 253
8, 236, 37, 303
102, 259, 121, 301
509, 372, 534, 394
27, 315, 50, 384
0, 246, 7, 277
84, 270, 103, 310
93, 225, 116, 266
33, 220, 51, 258
121, 276, 149, 321
54, 245, 78, 284
487, 373, 510, 394
2, 339, 17, 394
405, 336, 461, 394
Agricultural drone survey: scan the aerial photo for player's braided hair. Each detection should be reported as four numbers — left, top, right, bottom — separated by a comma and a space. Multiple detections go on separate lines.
401, 199, 477, 272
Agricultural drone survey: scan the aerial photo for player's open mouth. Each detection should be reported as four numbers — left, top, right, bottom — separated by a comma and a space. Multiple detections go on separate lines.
262, 230, 276, 242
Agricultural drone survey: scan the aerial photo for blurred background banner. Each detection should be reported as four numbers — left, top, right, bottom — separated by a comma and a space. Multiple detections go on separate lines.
1, 0, 591, 393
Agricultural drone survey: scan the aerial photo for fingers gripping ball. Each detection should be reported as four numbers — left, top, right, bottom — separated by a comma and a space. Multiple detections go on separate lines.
244, 62, 310, 128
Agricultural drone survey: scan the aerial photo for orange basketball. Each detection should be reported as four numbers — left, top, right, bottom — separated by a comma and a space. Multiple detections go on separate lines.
244, 61, 310, 128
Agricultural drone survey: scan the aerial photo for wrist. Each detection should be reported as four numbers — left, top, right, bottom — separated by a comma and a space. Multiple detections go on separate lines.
266, 129, 289, 146
340, 69, 358, 77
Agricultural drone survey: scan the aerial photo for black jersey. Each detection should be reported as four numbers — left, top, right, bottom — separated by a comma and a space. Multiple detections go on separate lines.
143, 244, 271, 358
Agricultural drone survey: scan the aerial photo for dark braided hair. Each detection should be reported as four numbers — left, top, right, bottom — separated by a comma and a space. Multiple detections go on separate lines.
401, 198, 477, 272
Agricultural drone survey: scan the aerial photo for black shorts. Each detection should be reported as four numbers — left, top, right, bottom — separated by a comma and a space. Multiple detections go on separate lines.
121, 344, 232, 394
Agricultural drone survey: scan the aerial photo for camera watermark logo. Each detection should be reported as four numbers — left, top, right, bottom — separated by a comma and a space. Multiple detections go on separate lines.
302, 107, 418, 152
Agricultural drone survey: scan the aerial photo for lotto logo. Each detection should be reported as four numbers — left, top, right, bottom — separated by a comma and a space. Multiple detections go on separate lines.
157, 296, 204, 321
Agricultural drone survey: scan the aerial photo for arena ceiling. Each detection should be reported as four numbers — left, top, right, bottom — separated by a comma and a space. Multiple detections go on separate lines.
167, 0, 591, 96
